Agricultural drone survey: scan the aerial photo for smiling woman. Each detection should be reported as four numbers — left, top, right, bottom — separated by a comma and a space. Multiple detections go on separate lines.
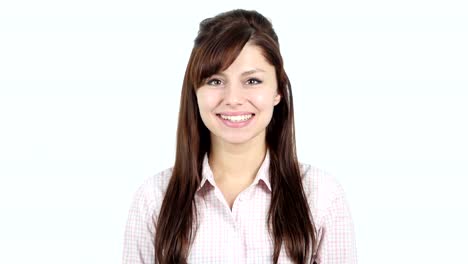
123, 9, 357, 264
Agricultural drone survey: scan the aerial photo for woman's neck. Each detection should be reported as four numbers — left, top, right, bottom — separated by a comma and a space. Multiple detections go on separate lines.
208, 140, 267, 185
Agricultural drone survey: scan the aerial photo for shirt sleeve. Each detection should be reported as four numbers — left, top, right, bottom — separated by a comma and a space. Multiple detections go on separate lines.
122, 180, 157, 264
313, 193, 357, 264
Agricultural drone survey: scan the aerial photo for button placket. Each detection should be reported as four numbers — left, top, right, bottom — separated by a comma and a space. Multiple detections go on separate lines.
232, 196, 241, 224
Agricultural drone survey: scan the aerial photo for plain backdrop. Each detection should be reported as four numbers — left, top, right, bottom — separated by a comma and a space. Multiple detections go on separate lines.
0, 0, 467, 263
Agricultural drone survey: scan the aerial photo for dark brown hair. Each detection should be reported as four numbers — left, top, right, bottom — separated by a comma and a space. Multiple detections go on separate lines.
155, 9, 315, 264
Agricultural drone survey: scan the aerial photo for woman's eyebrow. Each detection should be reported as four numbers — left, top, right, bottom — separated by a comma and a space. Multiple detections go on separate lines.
215, 68, 266, 77
241, 68, 266, 76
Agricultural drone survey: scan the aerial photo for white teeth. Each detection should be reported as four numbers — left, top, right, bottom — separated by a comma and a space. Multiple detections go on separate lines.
220, 114, 253, 122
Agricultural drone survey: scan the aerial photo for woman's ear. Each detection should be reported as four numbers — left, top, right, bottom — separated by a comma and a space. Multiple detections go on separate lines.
274, 93, 281, 106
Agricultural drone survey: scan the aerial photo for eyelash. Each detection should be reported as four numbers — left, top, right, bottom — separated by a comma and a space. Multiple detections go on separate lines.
206, 78, 262, 86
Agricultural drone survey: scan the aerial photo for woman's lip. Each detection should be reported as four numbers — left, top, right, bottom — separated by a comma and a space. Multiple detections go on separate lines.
216, 114, 254, 128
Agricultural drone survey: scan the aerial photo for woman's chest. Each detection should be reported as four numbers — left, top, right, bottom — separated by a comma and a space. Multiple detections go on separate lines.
187, 192, 294, 263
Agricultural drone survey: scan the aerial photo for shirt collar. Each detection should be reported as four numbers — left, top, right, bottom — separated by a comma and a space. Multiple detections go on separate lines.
197, 149, 272, 192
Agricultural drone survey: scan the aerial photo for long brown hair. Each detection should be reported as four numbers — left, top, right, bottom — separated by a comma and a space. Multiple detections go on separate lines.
155, 9, 315, 264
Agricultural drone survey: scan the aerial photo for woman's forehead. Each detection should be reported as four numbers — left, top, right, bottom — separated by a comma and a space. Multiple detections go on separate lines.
215, 44, 274, 75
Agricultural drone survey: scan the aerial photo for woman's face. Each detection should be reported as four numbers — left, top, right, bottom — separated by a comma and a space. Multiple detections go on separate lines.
196, 43, 281, 147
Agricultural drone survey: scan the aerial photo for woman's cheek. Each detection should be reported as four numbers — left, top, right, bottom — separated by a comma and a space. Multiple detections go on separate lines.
251, 94, 271, 109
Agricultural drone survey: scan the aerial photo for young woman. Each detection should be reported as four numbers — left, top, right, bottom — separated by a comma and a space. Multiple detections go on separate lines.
123, 9, 357, 264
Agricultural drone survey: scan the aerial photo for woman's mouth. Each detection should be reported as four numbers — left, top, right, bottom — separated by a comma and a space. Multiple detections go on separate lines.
219, 114, 254, 122
216, 113, 255, 128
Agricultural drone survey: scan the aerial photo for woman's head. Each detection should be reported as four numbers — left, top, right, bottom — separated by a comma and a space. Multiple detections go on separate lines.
196, 43, 281, 148
179, 9, 294, 153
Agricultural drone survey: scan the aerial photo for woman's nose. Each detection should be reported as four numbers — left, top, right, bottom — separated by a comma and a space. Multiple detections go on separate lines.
223, 83, 245, 106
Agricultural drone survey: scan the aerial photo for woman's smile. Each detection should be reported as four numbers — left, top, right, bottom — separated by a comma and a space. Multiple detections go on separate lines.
216, 113, 255, 128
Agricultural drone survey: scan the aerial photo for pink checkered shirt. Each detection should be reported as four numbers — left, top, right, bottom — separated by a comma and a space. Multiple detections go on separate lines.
123, 151, 357, 263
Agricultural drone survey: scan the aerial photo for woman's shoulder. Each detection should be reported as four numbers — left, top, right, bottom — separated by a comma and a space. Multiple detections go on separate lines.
298, 162, 347, 220
130, 167, 174, 213
142, 166, 174, 192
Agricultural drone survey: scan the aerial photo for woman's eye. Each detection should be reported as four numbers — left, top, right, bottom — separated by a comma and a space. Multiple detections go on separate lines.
247, 78, 262, 85
207, 79, 222, 86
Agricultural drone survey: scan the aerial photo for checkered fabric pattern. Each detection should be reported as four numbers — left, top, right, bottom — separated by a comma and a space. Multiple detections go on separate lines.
123, 151, 357, 263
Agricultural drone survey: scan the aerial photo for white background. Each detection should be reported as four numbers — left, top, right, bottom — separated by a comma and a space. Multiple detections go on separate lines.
1, 0, 467, 263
